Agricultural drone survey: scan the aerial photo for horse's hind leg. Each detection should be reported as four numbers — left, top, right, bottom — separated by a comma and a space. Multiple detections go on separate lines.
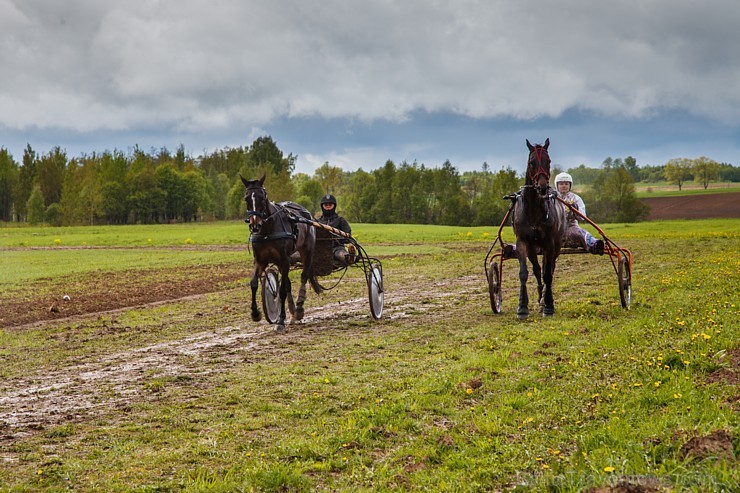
294, 273, 308, 321
517, 256, 530, 320
287, 290, 296, 319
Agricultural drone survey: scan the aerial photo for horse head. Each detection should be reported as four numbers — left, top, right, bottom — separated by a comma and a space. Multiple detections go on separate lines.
241, 173, 269, 234
525, 138, 551, 194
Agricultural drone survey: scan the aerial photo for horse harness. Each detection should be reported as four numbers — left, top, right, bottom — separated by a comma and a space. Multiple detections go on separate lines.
246, 186, 299, 243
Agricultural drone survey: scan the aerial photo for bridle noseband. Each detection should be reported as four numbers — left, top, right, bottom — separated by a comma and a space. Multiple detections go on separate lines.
528, 146, 551, 184
245, 186, 273, 232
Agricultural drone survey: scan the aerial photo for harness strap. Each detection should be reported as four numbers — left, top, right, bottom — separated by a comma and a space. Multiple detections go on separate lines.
250, 231, 296, 243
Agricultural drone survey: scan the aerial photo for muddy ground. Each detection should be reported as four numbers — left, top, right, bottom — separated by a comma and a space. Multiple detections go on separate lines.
641, 191, 740, 220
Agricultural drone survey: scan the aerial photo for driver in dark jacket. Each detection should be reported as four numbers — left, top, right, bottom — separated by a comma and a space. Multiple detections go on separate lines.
317, 194, 355, 265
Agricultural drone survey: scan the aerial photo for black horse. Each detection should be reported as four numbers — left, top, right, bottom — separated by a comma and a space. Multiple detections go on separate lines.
511, 139, 566, 319
242, 174, 322, 332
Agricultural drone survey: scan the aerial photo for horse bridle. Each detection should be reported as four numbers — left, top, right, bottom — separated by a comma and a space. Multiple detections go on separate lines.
245, 186, 278, 232
528, 146, 551, 183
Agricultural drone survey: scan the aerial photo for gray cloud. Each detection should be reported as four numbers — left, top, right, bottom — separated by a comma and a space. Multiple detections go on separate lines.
2, 0, 739, 133
2, 0, 739, 174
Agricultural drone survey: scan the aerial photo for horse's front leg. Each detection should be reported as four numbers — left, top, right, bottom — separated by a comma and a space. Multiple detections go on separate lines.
530, 254, 543, 312
250, 264, 263, 322
275, 263, 291, 333
517, 252, 530, 320
542, 254, 556, 316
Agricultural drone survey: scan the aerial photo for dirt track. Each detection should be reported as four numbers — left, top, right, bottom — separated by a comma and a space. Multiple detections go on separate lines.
641, 191, 740, 220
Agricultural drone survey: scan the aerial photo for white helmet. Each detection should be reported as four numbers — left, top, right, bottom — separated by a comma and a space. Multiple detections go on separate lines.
554, 172, 573, 185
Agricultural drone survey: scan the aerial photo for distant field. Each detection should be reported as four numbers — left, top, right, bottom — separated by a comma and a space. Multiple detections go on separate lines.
634, 181, 739, 198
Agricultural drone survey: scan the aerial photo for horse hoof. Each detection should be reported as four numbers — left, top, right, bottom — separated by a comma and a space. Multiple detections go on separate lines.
543, 307, 555, 316
294, 306, 304, 321
251, 311, 262, 322
517, 309, 529, 320
275, 324, 286, 333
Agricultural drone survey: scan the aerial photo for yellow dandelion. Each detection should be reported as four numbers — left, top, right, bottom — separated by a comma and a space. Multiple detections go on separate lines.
466, 388, 473, 394
604, 466, 615, 473
654, 381, 661, 388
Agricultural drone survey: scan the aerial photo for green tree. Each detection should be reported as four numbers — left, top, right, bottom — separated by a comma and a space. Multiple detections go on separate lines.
26, 185, 46, 224
225, 177, 247, 219
156, 164, 186, 222
583, 168, 649, 223
692, 157, 720, 189
45, 203, 62, 226
297, 178, 324, 215
344, 169, 376, 223
718, 162, 740, 182
37, 147, 67, 207
16, 144, 38, 221
248, 136, 296, 175
60, 159, 91, 225
0, 148, 19, 221
623, 156, 639, 182
638, 164, 665, 183
314, 162, 343, 194
664, 158, 693, 191
369, 160, 396, 222
181, 170, 209, 221
100, 181, 129, 224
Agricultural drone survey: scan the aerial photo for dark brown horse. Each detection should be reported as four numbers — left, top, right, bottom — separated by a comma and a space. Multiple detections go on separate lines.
242, 174, 322, 332
511, 139, 566, 319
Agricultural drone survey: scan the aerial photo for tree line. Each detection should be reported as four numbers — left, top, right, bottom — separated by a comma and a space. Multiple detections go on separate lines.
1, 137, 737, 227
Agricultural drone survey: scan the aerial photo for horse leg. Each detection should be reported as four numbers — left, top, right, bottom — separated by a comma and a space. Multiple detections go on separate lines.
517, 253, 530, 320
250, 265, 262, 322
294, 273, 308, 321
542, 253, 556, 316
287, 289, 296, 319
276, 263, 291, 333
530, 254, 543, 313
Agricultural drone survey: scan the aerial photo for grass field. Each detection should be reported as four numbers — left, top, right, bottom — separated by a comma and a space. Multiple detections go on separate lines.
0, 219, 738, 492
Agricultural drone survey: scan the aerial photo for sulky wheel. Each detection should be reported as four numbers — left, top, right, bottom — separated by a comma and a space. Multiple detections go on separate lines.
367, 262, 384, 319
488, 259, 503, 314
262, 267, 281, 324
618, 256, 632, 310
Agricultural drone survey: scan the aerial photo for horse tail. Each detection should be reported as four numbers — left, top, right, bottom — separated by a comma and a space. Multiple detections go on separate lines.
308, 269, 325, 295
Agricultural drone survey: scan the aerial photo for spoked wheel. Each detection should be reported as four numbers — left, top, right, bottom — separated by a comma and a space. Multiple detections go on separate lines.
488, 260, 503, 314
262, 267, 281, 324
367, 262, 384, 319
618, 256, 632, 309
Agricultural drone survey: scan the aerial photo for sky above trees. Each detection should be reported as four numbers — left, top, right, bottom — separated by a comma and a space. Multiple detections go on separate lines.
2, 1, 739, 174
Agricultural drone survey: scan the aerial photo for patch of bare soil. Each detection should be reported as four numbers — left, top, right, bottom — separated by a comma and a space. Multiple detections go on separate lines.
705, 348, 740, 387
588, 480, 664, 493
0, 272, 481, 444
0, 262, 246, 329
679, 430, 736, 463
641, 191, 740, 220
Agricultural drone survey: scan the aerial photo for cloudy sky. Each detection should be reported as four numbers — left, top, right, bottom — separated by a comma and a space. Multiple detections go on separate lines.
2, 0, 739, 175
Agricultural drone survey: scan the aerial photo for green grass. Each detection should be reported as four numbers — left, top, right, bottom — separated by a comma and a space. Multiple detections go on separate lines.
0, 221, 503, 247
0, 220, 738, 492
